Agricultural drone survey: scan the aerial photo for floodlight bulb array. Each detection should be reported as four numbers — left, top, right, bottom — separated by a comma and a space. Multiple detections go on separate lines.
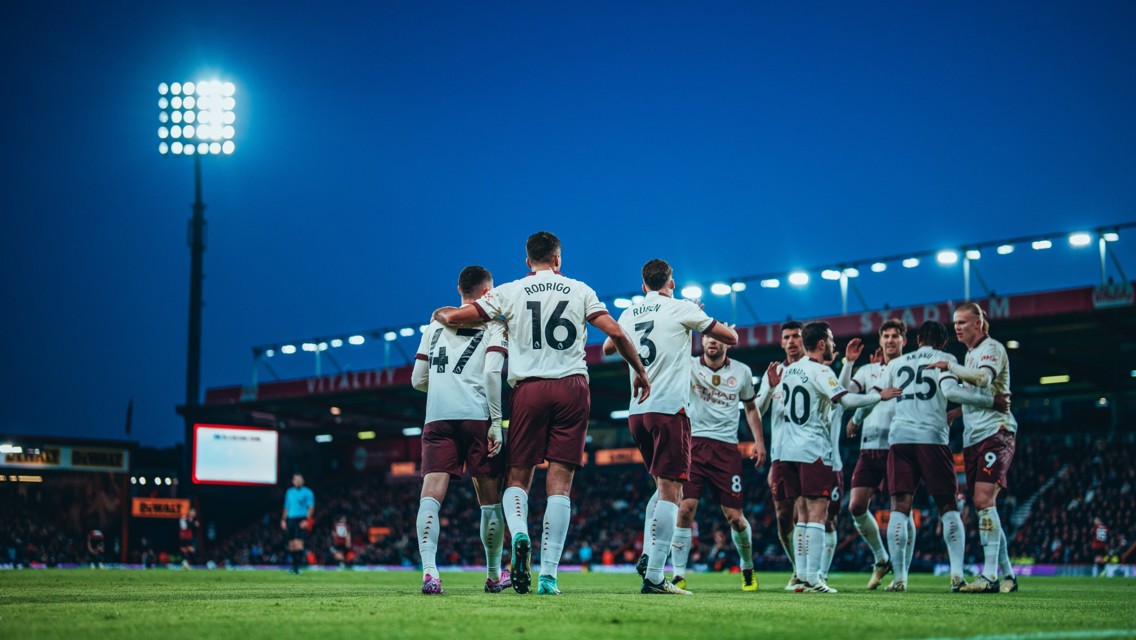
158, 81, 236, 156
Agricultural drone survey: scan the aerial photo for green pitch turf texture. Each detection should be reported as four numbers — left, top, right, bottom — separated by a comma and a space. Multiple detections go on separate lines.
2, 570, 1133, 640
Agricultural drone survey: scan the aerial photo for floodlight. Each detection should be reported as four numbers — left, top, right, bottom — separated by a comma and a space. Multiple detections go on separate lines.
710, 283, 732, 296
613, 298, 632, 309
329, 338, 343, 348
1103, 232, 1119, 242
966, 250, 981, 260
400, 327, 415, 337
1068, 232, 1092, 247
997, 244, 1014, 255
936, 250, 959, 265
760, 279, 780, 288
402, 427, 423, 436
843, 268, 859, 278
281, 344, 297, 354
788, 272, 809, 286
158, 80, 236, 156
902, 258, 920, 268
871, 262, 887, 273
384, 331, 398, 341
1031, 240, 1052, 250
348, 335, 365, 345
820, 270, 841, 281
680, 285, 703, 299
731, 282, 746, 292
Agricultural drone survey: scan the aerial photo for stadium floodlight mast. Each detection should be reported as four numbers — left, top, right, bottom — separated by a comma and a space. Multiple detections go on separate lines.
159, 80, 236, 489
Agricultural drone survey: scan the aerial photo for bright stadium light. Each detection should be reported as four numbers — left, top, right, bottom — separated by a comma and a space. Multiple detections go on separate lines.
0, 444, 21, 454
399, 327, 415, 337
936, 250, 959, 265
966, 250, 981, 260
265, 349, 275, 358
1068, 232, 1092, 247
1103, 232, 1119, 242
402, 427, 423, 437
329, 338, 343, 348
788, 272, 809, 286
843, 267, 859, 278
1006, 340, 1020, 349
821, 270, 841, 281
280, 344, 297, 355
710, 283, 732, 296
302, 343, 317, 352
314, 434, 333, 443
902, 258, 920, 268
731, 282, 746, 292
613, 297, 632, 309
159, 80, 235, 156
384, 331, 398, 341
1039, 374, 1070, 385
680, 285, 703, 299
610, 409, 630, 420
357, 431, 377, 440
997, 244, 1015, 255
871, 262, 887, 273
1032, 239, 1053, 250
631, 295, 645, 304
419, 325, 429, 333
348, 335, 366, 345
760, 278, 780, 288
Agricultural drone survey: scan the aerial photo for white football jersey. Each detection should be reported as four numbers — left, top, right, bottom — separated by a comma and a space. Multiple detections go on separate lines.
850, 361, 893, 451
826, 401, 844, 472
962, 336, 1018, 447
616, 292, 717, 416
415, 318, 508, 423
688, 356, 756, 444
777, 358, 847, 464
881, 346, 958, 445
757, 361, 791, 460
474, 270, 607, 385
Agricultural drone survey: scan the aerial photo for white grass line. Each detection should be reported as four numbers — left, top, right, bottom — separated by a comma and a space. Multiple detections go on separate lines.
913, 631, 1136, 640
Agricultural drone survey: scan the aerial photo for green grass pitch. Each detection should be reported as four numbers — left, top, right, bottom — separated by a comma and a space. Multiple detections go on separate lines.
2, 570, 1134, 640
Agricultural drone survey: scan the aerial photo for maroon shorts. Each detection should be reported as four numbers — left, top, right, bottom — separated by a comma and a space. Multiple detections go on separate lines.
629, 412, 691, 482
964, 431, 1016, 496
851, 449, 889, 493
422, 420, 504, 479
768, 460, 791, 503
780, 459, 834, 500
686, 437, 744, 508
827, 470, 845, 519
888, 443, 957, 497
507, 375, 590, 468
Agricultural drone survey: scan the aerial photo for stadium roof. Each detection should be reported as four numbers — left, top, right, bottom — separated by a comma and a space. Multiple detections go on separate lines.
186, 283, 1136, 438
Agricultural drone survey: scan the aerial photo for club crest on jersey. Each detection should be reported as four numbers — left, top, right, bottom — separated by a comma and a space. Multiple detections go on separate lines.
828, 378, 838, 388
712, 374, 721, 386
727, 376, 737, 387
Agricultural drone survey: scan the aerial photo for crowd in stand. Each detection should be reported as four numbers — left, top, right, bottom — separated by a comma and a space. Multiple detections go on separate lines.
5, 434, 1133, 570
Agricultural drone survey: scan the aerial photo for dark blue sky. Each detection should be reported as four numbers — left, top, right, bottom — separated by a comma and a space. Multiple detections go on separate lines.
2, 2, 1135, 446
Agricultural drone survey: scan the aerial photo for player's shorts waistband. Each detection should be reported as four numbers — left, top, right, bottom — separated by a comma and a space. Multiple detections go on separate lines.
516, 374, 587, 385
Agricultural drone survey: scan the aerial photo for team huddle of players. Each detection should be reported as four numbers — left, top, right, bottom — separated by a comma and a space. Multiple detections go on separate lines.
412, 230, 1019, 596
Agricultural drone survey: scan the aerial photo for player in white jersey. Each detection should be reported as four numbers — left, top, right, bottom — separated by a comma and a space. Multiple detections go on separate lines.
819, 348, 845, 583
927, 302, 1015, 593
603, 259, 738, 595
412, 265, 511, 595
766, 321, 900, 593
838, 319, 907, 589
669, 331, 766, 592
433, 232, 649, 596
755, 320, 805, 588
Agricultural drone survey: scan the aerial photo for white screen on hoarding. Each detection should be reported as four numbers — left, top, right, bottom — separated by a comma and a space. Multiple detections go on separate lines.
193, 424, 278, 485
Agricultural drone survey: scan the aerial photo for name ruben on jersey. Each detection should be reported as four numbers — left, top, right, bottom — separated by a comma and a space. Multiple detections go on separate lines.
616, 292, 716, 416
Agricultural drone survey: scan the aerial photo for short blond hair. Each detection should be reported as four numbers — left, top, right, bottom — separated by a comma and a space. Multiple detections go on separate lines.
955, 301, 989, 335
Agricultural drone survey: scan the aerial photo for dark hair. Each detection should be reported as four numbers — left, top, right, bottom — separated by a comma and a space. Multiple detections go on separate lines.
917, 320, 950, 349
781, 320, 805, 333
802, 321, 831, 351
879, 318, 907, 337
458, 265, 493, 296
642, 259, 672, 291
526, 231, 561, 264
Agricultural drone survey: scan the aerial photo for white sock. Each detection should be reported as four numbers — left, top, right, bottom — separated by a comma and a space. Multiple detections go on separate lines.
853, 511, 889, 564
998, 528, 1015, 579
821, 528, 837, 579
671, 527, 692, 577
793, 524, 807, 580
978, 507, 1002, 581
540, 495, 571, 579
646, 500, 678, 583
888, 511, 909, 584
502, 487, 529, 541
731, 521, 754, 571
804, 522, 825, 584
416, 497, 441, 579
642, 490, 659, 556
942, 510, 966, 580
481, 504, 504, 581
906, 515, 916, 576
